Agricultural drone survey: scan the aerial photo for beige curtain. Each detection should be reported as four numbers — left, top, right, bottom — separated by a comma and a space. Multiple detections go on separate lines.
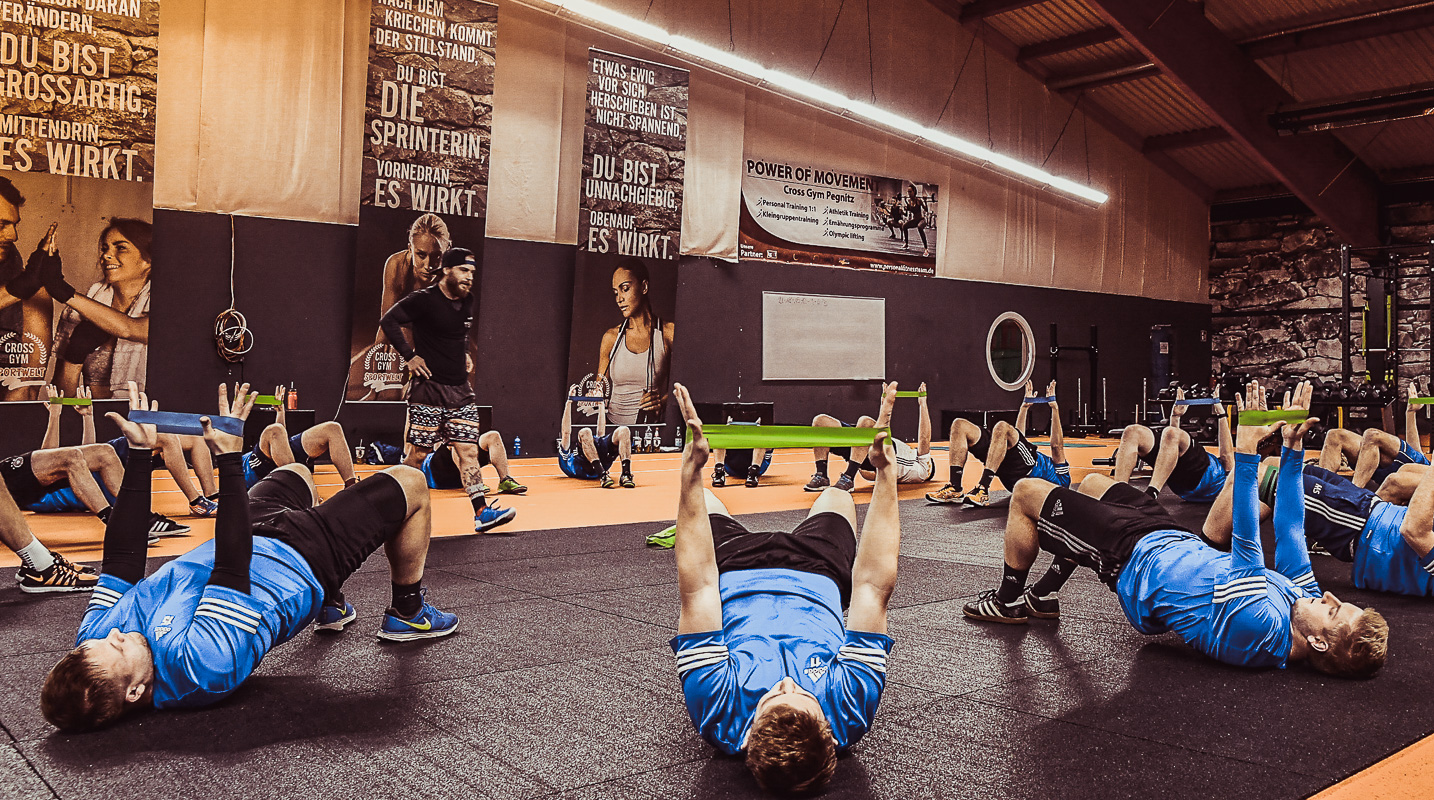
153, 0, 367, 223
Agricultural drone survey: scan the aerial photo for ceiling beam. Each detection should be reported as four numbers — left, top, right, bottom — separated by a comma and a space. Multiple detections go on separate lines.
1018, 27, 1121, 63
1142, 126, 1232, 153
1047, 61, 1158, 92
1083, 0, 1381, 246
1243, 2, 1434, 60
958, 0, 1045, 23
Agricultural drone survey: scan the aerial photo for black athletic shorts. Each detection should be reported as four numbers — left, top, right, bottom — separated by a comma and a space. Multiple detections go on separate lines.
250, 468, 409, 599
1037, 482, 1193, 589
994, 435, 1042, 487
711, 512, 857, 609
1142, 429, 1209, 493
0, 452, 60, 508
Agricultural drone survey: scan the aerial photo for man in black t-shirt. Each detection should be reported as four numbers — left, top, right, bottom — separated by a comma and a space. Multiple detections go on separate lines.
380, 247, 518, 533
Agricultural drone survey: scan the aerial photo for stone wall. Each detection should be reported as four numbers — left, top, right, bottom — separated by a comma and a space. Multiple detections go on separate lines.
1211, 202, 1434, 392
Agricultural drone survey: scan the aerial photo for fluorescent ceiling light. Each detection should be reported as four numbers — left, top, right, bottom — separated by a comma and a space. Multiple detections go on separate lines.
549, 1, 1106, 205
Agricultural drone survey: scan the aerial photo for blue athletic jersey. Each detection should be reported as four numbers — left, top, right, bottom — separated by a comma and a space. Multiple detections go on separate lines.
1372, 439, 1429, 485
669, 568, 893, 755
1116, 451, 1321, 669
1028, 452, 1071, 488
557, 436, 618, 480
26, 471, 117, 513
1174, 452, 1227, 503
1352, 500, 1434, 596
1301, 465, 1374, 562
76, 538, 323, 709
723, 449, 774, 478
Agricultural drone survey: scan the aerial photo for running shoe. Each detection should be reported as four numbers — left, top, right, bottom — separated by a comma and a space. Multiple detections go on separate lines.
189, 495, 219, 517
833, 474, 855, 492
925, 483, 962, 504
474, 480, 491, 495
745, 465, 761, 488
377, 590, 459, 642
961, 486, 991, 508
600, 474, 616, 489
497, 476, 527, 495
962, 589, 1027, 624
1023, 588, 1060, 619
804, 473, 831, 492
315, 600, 357, 632
619, 473, 635, 488
711, 465, 726, 487
474, 503, 517, 533
1308, 542, 1333, 558
18, 556, 99, 594
14, 550, 96, 582
150, 514, 190, 537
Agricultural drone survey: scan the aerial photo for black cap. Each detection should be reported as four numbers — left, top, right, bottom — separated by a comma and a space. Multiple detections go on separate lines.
441, 247, 476, 268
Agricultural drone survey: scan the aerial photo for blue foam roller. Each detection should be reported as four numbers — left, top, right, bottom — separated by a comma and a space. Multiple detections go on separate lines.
129, 410, 246, 437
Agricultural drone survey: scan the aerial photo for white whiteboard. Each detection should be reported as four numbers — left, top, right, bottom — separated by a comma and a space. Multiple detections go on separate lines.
762, 292, 885, 380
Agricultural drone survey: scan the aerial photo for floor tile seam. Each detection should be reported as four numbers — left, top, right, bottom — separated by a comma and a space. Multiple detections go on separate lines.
431, 543, 651, 567
523, 754, 713, 797
951, 695, 1328, 780
405, 715, 564, 796
4, 740, 60, 799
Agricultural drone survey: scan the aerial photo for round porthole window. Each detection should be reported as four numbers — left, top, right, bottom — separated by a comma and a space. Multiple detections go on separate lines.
987, 312, 1035, 391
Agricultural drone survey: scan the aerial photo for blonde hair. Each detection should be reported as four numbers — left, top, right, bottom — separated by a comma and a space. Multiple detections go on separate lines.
1310, 608, 1389, 679
408, 213, 451, 252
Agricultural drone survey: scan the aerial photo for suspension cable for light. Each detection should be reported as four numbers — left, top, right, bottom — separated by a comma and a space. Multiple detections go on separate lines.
546, 0, 1108, 205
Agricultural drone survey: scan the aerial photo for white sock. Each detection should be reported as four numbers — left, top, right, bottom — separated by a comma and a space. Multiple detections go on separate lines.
16, 539, 54, 572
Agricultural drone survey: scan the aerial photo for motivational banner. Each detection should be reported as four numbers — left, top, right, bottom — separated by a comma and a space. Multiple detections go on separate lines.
346, 0, 496, 403
738, 158, 938, 277
0, 0, 159, 181
0, 1, 159, 401
579, 48, 687, 261
565, 251, 677, 452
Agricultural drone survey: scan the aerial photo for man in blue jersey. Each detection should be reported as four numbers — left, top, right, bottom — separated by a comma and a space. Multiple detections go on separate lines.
805, 381, 935, 492
964, 382, 1388, 678
669, 382, 900, 794
553, 388, 633, 488
236, 385, 362, 492
40, 382, 459, 733
1110, 386, 1234, 502
1319, 382, 1428, 489
926, 380, 1068, 507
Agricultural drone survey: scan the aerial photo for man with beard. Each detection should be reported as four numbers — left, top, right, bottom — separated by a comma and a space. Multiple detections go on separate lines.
381, 247, 517, 533
0, 177, 55, 401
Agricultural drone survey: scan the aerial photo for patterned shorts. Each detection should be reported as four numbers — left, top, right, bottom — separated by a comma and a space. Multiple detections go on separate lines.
407, 402, 483, 449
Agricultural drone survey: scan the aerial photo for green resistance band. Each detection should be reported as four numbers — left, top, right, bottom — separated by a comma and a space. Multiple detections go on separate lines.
1411, 397, 1434, 405
696, 424, 889, 450
1238, 409, 1309, 425
47, 397, 92, 406
646, 525, 676, 549
894, 390, 927, 398
252, 395, 283, 406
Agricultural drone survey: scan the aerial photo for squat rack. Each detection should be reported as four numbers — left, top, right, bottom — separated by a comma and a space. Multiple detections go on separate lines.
1338, 240, 1434, 387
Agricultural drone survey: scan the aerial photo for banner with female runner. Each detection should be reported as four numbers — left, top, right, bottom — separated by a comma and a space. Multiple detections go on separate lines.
345, 0, 497, 401
738, 157, 938, 277
565, 251, 677, 452
0, 0, 160, 400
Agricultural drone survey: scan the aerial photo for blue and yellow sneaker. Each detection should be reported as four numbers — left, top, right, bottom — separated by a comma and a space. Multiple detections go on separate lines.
314, 600, 356, 632
474, 503, 517, 533
377, 591, 459, 641
189, 495, 219, 517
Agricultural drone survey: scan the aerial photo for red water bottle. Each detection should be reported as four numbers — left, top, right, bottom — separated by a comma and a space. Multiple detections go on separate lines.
287, 382, 298, 410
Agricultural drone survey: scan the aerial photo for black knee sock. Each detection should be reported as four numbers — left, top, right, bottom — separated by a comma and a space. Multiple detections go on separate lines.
1146, 484, 1161, 498
843, 459, 863, 479
949, 466, 962, 488
97, 506, 112, 523
815, 459, 828, 478
325, 591, 347, 608
1031, 558, 1078, 597
979, 469, 996, 489
621, 458, 632, 477
391, 580, 423, 618
468, 486, 488, 514
997, 563, 1029, 604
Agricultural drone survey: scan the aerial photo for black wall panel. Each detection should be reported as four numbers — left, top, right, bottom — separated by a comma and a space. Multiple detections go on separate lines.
671, 258, 1212, 444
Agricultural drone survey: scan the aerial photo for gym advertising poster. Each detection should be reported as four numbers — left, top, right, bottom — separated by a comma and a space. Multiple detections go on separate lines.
565, 252, 677, 451
0, 0, 160, 401
579, 48, 687, 260
738, 157, 938, 277
346, 0, 496, 402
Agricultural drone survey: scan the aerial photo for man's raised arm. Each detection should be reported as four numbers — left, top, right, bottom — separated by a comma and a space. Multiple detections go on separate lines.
848, 384, 901, 634
672, 383, 722, 634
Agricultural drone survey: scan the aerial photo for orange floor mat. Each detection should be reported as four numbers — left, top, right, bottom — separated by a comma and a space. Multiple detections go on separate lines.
4, 437, 1125, 568
1311, 733, 1434, 800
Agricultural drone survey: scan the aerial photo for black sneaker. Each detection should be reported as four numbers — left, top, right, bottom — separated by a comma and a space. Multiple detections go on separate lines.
804, 473, 831, 492
711, 465, 726, 487
963, 589, 1028, 624
149, 514, 191, 538
745, 465, 761, 488
1023, 588, 1060, 619
18, 556, 99, 593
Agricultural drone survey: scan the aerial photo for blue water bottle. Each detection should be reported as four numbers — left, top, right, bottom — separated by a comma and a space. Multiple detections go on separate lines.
513, 436, 522, 456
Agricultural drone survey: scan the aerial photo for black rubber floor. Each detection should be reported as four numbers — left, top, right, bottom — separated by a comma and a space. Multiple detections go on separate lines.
2, 492, 1430, 800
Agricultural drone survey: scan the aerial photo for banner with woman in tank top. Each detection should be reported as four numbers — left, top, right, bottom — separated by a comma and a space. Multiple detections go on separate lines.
565, 252, 676, 452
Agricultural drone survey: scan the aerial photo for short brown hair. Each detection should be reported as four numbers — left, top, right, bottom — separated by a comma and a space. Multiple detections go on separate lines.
1310, 608, 1389, 679
745, 706, 838, 794
41, 647, 125, 733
